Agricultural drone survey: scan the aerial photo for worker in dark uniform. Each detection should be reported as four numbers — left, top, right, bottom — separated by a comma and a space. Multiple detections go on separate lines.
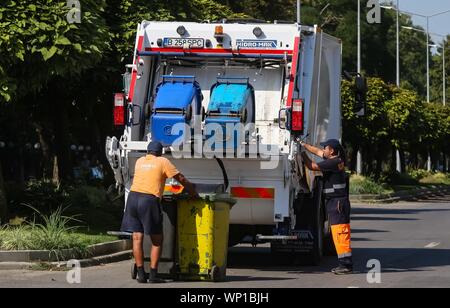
121, 141, 198, 283
300, 138, 353, 275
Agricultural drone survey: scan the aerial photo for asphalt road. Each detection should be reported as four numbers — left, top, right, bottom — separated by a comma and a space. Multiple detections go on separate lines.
1, 193, 450, 288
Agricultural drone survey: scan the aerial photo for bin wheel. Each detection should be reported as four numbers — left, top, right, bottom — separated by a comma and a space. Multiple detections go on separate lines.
131, 263, 137, 280
185, 105, 192, 121
211, 265, 223, 282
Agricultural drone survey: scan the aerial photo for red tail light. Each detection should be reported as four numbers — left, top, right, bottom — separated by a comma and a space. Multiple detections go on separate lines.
291, 99, 304, 132
113, 93, 126, 126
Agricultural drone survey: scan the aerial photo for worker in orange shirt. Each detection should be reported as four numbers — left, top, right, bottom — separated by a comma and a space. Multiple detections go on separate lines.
121, 141, 198, 283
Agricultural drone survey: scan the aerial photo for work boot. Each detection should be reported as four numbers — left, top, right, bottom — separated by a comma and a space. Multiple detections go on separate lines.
331, 265, 353, 275
136, 267, 148, 283
149, 268, 166, 283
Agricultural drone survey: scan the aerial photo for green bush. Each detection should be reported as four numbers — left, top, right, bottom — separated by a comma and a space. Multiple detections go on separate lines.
349, 175, 387, 195
407, 169, 432, 181
380, 171, 419, 186
70, 186, 109, 209
0, 224, 34, 250
6, 180, 71, 218
0, 206, 116, 258
6, 180, 122, 232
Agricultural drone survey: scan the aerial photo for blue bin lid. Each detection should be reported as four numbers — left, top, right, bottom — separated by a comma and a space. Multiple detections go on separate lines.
205, 117, 240, 124
154, 80, 199, 110
208, 83, 250, 113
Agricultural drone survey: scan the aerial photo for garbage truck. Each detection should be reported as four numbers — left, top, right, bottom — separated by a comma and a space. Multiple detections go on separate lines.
106, 20, 343, 264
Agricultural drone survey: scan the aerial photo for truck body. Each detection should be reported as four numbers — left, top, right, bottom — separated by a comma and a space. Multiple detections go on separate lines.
106, 20, 343, 263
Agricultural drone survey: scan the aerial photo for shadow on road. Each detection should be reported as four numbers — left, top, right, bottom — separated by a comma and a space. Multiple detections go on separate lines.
351, 216, 417, 221
352, 228, 390, 234
227, 245, 450, 276
227, 246, 337, 274
353, 247, 450, 273
352, 207, 450, 216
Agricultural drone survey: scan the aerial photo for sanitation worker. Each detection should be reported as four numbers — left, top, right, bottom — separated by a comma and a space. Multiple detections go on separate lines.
121, 141, 198, 283
299, 138, 353, 275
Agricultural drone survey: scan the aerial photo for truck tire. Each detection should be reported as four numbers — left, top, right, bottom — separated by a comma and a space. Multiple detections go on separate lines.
295, 176, 324, 265
323, 218, 337, 256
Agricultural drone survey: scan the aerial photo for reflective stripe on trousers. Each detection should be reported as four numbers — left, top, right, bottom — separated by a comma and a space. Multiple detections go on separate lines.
324, 183, 347, 194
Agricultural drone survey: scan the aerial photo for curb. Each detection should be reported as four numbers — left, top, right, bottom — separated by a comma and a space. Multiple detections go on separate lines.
0, 240, 132, 270
0, 251, 133, 270
350, 185, 450, 203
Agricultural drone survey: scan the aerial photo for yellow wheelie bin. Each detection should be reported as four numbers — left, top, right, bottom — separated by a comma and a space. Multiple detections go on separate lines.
177, 193, 236, 282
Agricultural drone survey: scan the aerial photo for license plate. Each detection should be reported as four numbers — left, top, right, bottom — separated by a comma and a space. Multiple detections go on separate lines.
163, 38, 205, 48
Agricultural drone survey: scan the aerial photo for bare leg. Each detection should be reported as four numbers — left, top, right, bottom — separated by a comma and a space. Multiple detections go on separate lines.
150, 234, 163, 269
132, 232, 144, 267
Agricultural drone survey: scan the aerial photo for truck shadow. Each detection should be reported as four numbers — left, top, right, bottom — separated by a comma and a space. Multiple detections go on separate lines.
227, 246, 450, 275
351, 247, 450, 274
227, 246, 336, 273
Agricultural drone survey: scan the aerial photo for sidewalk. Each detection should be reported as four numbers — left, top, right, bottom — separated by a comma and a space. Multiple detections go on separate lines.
350, 185, 450, 203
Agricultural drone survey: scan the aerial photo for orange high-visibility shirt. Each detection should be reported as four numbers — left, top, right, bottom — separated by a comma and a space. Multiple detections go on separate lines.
130, 155, 180, 198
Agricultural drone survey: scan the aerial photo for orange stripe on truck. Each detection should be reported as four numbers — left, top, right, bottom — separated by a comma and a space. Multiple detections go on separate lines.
231, 187, 275, 199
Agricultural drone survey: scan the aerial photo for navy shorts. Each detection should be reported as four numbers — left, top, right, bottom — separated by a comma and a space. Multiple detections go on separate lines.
120, 191, 162, 235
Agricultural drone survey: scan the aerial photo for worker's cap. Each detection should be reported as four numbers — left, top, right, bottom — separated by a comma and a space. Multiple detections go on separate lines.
320, 139, 342, 151
147, 141, 163, 156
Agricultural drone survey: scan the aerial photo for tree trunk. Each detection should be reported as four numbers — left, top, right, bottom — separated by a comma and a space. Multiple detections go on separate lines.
0, 161, 8, 225
52, 156, 60, 186
375, 156, 382, 180
53, 100, 72, 182
399, 148, 406, 173
33, 122, 53, 179
390, 146, 397, 173
444, 152, 448, 173
365, 146, 373, 176
18, 148, 25, 187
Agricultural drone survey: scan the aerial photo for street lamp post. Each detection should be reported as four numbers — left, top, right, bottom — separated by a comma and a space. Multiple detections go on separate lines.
356, 0, 362, 175
381, 7, 450, 103
403, 27, 447, 106
443, 41, 446, 106
396, 0, 400, 88
357, 0, 361, 75
381, 2, 402, 172
405, 29, 448, 172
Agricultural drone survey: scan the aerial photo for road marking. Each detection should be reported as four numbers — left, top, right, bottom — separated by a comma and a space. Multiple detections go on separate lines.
347, 286, 360, 288
425, 242, 440, 248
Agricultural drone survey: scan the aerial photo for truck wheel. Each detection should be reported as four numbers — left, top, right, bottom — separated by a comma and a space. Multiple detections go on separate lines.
270, 246, 293, 265
309, 177, 324, 265
295, 176, 324, 265
323, 219, 337, 256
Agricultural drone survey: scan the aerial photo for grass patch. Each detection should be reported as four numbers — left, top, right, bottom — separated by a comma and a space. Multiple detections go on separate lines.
0, 206, 118, 260
349, 175, 390, 195
70, 233, 117, 247
419, 172, 450, 185
28, 262, 66, 271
